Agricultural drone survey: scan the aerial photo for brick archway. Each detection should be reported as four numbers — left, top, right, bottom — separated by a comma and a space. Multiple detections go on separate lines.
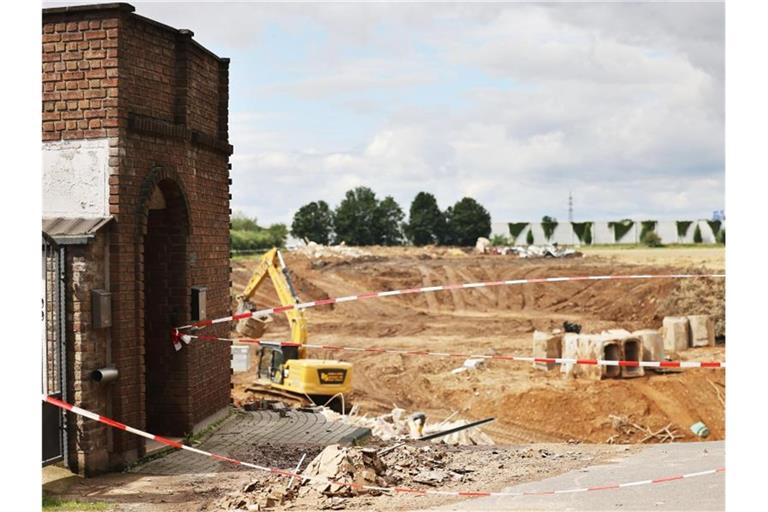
136, 168, 192, 435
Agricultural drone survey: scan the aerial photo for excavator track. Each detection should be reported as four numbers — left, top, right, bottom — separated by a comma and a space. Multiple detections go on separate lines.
244, 383, 314, 408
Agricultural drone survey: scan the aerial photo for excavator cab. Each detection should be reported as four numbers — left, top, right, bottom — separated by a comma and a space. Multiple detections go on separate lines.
257, 342, 299, 385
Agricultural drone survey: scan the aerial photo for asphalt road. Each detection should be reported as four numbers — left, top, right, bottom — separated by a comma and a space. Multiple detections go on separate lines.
438, 441, 724, 511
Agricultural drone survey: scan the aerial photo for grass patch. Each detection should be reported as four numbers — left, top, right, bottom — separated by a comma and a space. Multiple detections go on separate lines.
42, 496, 109, 511
231, 249, 268, 261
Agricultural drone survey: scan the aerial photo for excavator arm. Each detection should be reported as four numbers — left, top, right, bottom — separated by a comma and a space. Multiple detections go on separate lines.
238, 248, 307, 355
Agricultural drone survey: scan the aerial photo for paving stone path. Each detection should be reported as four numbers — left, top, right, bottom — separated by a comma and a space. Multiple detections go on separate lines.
132, 409, 370, 476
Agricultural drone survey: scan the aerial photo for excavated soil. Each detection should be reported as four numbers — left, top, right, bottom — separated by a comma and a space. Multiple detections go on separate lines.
231, 247, 726, 445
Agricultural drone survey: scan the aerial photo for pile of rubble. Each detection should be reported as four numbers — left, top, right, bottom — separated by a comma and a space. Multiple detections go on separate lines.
216, 443, 484, 510
213, 443, 604, 510
317, 406, 493, 446
474, 238, 581, 258
291, 241, 372, 260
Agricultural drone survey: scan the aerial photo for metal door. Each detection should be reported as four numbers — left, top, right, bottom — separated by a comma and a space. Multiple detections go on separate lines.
42, 232, 67, 466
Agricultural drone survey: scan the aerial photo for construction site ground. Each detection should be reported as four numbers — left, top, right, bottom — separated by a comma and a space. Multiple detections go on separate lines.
43, 245, 725, 511
233, 245, 725, 446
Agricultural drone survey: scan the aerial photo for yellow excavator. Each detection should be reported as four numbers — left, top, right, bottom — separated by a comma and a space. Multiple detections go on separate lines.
237, 248, 352, 409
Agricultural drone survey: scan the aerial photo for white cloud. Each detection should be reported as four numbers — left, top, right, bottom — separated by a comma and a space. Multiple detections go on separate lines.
64, 1, 724, 225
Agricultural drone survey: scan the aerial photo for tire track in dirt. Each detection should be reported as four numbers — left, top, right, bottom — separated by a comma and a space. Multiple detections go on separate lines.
520, 268, 538, 311
481, 265, 507, 309
418, 265, 442, 313
544, 281, 599, 312
443, 265, 467, 311
453, 266, 497, 306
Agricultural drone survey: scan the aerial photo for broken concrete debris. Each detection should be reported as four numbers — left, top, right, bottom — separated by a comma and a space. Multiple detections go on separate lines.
300, 445, 388, 497
291, 241, 373, 260
474, 238, 581, 258
317, 406, 493, 446
474, 237, 491, 254
451, 357, 487, 374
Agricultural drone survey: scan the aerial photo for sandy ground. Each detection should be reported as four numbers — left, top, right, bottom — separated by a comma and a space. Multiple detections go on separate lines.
581, 246, 725, 270
44, 246, 725, 511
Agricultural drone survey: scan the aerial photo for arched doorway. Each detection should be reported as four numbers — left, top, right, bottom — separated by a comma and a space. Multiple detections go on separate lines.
143, 178, 190, 435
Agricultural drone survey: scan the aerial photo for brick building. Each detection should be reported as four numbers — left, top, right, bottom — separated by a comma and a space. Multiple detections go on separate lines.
42, 3, 233, 475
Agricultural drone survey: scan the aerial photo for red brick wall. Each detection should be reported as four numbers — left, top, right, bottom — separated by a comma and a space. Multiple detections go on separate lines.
187, 46, 221, 136
43, 4, 232, 470
42, 11, 120, 142
120, 15, 176, 122
65, 233, 111, 475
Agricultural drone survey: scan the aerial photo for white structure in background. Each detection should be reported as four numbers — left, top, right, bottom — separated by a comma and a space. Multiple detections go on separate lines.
490, 219, 723, 246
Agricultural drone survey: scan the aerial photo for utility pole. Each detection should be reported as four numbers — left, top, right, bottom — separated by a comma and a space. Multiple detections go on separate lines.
568, 191, 574, 245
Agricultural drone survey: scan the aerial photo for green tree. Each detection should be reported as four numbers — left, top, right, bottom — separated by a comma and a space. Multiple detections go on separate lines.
333, 186, 379, 245
444, 197, 491, 246
230, 211, 259, 231
291, 201, 334, 244
405, 192, 446, 245
526, 229, 535, 245
230, 222, 288, 251
374, 196, 405, 245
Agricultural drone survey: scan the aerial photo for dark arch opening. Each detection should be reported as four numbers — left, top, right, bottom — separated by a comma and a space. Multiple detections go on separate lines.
143, 178, 190, 435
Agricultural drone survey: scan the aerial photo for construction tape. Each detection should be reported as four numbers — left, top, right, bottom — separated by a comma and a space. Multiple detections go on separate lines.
175, 273, 725, 332
183, 335, 726, 369
42, 395, 724, 498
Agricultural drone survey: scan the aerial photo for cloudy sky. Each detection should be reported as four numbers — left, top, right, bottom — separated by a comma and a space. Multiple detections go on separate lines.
49, 1, 725, 225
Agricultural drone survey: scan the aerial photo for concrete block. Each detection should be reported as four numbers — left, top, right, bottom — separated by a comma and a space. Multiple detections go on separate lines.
688, 315, 715, 347
599, 330, 643, 378
662, 316, 690, 354
562, 334, 621, 380
633, 329, 664, 361
532, 330, 562, 371
560, 333, 580, 377
598, 337, 622, 380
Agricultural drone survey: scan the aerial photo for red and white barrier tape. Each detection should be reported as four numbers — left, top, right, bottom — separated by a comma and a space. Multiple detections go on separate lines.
183, 335, 726, 369
42, 395, 724, 498
175, 273, 725, 332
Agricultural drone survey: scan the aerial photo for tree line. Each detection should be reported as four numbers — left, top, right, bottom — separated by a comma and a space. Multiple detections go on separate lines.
229, 214, 288, 252
291, 186, 491, 246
